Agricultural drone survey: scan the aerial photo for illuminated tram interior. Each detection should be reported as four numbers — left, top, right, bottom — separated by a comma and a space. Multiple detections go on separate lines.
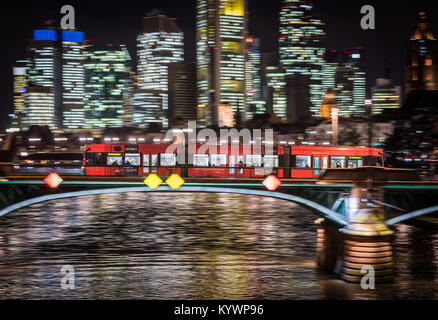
83, 144, 384, 178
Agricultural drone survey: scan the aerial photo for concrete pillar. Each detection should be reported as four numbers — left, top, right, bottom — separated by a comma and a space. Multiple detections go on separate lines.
316, 186, 395, 283
340, 233, 394, 283
316, 221, 326, 267
340, 187, 394, 283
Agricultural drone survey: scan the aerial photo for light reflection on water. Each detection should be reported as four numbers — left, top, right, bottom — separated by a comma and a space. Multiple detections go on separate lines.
0, 192, 437, 299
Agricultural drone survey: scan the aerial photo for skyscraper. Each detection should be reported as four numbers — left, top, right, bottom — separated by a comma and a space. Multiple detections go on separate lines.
265, 65, 286, 120
18, 26, 86, 130
286, 74, 312, 124
279, 0, 325, 116
335, 48, 366, 116
11, 60, 30, 130
406, 11, 438, 93
197, 0, 247, 127
136, 14, 184, 128
61, 30, 86, 129
84, 45, 132, 129
25, 86, 55, 129
245, 37, 262, 103
168, 62, 197, 128
322, 50, 339, 94
26, 28, 61, 128
371, 78, 401, 115
245, 37, 265, 119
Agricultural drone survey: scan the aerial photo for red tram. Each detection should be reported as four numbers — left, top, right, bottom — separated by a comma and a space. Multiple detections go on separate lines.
83, 144, 384, 179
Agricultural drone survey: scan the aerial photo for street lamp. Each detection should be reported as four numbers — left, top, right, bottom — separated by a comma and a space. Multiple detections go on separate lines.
365, 99, 373, 148
331, 107, 339, 146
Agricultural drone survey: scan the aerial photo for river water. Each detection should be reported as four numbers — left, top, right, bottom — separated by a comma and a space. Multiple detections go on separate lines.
0, 192, 437, 300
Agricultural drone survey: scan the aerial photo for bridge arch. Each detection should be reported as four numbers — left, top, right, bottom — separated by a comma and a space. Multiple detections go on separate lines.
0, 186, 348, 226
386, 205, 438, 225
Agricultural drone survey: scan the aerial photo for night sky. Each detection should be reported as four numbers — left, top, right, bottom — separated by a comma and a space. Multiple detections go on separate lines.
0, 0, 436, 127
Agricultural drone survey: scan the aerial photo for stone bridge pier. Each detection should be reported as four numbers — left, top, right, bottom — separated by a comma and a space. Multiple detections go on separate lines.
315, 168, 409, 283
316, 215, 394, 283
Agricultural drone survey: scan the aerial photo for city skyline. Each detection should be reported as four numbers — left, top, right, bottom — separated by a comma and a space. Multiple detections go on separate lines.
1, 0, 438, 127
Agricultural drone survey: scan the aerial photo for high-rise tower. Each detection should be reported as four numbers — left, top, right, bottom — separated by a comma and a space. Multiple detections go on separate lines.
61, 30, 86, 129
84, 45, 132, 129
11, 60, 30, 131
26, 28, 60, 129
168, 62, 197, 128
335, 48, 366, 117
406, 11, 438, 93
21, 26, 86, 130
322, 50, 339, 94
279, 0, 325, 116
197, 0, 247, 127
136, 14, 184, 128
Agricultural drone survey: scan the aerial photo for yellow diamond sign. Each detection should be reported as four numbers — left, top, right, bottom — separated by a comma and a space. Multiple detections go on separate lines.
166, 174, 185, 190
144, 174, 163, 189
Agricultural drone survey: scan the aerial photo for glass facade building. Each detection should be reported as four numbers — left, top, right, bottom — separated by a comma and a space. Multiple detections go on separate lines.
197, 0, 247, 126
265, 65, 287, 120
25, 86, 55, 129
168, 62, 197, 128
17, 28, 87, 130
136, 14, 184, 128
84, 45, 132, 129
245, 37, 265, 119
322, 50, 338, 95
11, 60, 30, 130
61, 31, 86, 129
132, 89, 164, 127
371, 78, 401, 115
335, 49, 366, 116
279, 0, 325, 116
245, 37, 262, 103
25, 29, 61, 128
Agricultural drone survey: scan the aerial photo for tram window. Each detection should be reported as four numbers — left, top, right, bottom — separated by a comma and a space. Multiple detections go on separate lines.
322, 157, 328, 169
330, 156, 346, 168
85, 153, 105, 166
245, 155, 262, 167
143, 154, 149, 173
151, 154, 158, 167
143, 154, 149, 167
348, 157, 363, 168
193, 154, 209, 167
107, 155, 123, 166
295, 156, 311, 168
364, 156, 381, 166
264, 155, 279, 168
161, 153, 177, 167
210, 154, 227, 167
85, 153, 94, 166
125, 153, 141, 166
377, 157, 383, 167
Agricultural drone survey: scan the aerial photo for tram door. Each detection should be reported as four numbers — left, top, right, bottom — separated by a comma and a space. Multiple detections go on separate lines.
313, 155, 328, 178
229, 155, 235, 176
143, 153, 157, 174
151, 154, 158, 173
143, 154, 150, 175
237, 155, 244, 175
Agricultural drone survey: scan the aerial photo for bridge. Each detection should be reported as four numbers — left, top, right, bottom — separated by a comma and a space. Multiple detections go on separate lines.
0, 167, 437, 283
